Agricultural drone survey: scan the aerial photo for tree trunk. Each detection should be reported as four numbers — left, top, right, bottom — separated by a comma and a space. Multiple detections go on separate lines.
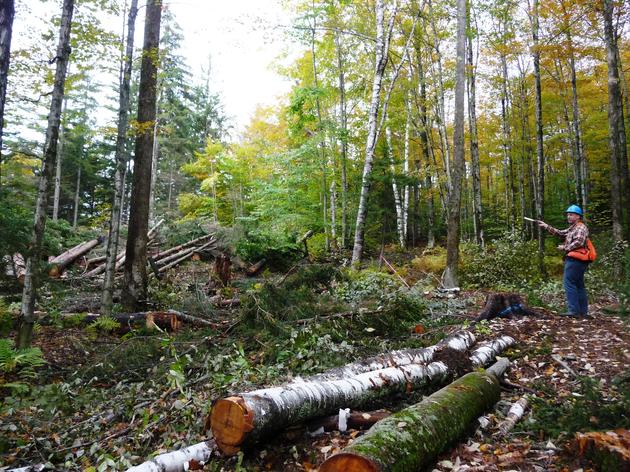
564, 22, 586, 211
122, 0, 162, 311
127, 440, 216, 472
402, 96, 411, 244
52, 98, 67, 222
48, 236, 103, 277
334, 30, 348, 249
532, 0, 546, 276
442, 0, 466, 289
152, 233, 215, 261
467, 19, 483, 247
428, 0, 452, 191
319, 362, 506, 472
0, 0, 14, 188
387, 127, 405, 248
310, 1, 329, 253
351, 0, 391, 264
500, 49, 516, 232
72, 166, 81, 228
414, 46, 435, 248
16, 0, 74, 349
603, 0, 625, 242
102, 0, 139, 315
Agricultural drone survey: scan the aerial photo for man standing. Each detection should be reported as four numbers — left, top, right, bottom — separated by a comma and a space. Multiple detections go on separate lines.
538, 205, 591, 318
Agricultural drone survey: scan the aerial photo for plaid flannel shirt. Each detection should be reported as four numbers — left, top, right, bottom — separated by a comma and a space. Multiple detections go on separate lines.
547, 221, 589, 252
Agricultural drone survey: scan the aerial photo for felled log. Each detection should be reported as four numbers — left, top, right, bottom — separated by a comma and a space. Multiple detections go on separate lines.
246, 258, 266, 276
151, 233, 215, 261
48, 236, 104, 277
126, 440, 216, 472
319, 359, 509, 472
308, 409, 391, 434
4, 253, 26, 284
470, 335, 516, 366
496, 396, 529, 437
210, 361, 453, 455
155, 241, 215, 276
209, 335, 515, 455
52, 311, 182, 333
302, 330, 475, 382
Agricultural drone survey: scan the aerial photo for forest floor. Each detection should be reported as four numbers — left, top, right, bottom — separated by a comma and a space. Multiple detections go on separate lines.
0, 253, 629, 471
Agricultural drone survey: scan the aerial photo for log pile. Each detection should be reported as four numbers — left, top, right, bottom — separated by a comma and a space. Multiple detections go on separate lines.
83, 233, 217, 279
208, 332, 515, 455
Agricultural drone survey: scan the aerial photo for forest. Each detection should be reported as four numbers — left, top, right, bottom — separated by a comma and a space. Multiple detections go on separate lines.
0, 0, 629, 470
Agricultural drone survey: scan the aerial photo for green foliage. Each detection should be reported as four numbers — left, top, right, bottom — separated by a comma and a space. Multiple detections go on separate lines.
0, 300, 15, 337
273, 326, 355, 376
531, 374, 630, 439
0, 194, 32, 259
334, 269, 402, 304
0, 338, 46, 394
460, 232, 544, 289
235, 226, 303, 270
240, 264, 343, 330
86, 316, 120, 337
161, 218, 209, 247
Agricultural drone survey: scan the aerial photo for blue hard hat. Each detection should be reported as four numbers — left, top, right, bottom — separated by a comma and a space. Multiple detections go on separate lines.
565, 204, 583, 216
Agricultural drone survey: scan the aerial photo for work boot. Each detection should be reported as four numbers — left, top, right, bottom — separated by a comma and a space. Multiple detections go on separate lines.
558, 312, 579, 318
578, 313, 593, 320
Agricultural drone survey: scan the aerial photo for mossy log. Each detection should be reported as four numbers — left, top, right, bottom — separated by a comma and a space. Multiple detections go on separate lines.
302, 330, 475, 383
210, 361, 452, 455
319, 365, 505, 472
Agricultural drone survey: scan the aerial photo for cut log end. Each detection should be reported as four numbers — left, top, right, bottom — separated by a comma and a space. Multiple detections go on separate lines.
319, 453, 380, 472
210, 396, 254, 454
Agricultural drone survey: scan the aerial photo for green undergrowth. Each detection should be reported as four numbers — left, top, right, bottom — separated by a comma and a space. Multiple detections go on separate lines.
529, 373, 630, 440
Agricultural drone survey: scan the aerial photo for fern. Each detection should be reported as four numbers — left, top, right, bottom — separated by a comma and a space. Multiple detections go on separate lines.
0, 338, 46, 392
87, 316, 121, 336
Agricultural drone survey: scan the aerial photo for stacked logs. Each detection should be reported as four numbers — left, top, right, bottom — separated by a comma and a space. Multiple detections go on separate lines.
85, 233, 217, 279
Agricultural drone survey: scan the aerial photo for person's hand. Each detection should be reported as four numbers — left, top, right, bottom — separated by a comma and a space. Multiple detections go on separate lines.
557, 244, 565, 251
538, 221, 548, 230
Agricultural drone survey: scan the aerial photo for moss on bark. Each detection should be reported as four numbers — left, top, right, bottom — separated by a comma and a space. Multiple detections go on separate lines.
320, 371, 500, 472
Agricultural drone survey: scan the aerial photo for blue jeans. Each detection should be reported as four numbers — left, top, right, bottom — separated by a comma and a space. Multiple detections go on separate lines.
563, 257, 589, 315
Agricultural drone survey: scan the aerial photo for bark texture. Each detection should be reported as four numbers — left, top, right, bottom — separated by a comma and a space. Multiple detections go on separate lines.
17, 0, 74, 349
48, 237, 103, 277
0, 0, 14, 186
532, 0, 546, 276
122, 0, 162, 311
126, 440, 215, 472
102, 0, 139, 315
351, 0, 391, 264
603, 0, 625, 242
319, 369, 502, 472
301, 330, 475, 382
211, 361, 452, 454
442, 0, 467, 288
